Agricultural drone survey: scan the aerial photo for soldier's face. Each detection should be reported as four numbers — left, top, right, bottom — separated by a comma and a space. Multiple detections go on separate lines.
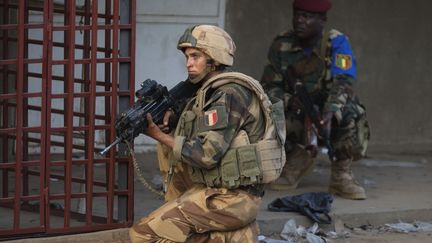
292, 9, 325, 39
184, 48, 208, 79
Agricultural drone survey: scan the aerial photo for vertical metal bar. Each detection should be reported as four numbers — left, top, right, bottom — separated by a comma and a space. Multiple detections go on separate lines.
104, 0, 115, 224
104, 1, 113, 223
104, 0, 112, 129
1, 0, 10, 198
103, 3, 113, 174
73, 0, 88, 225
118, 0, 135, 223
44, 0, 54, 230
59, 1, 69, 228
64, 0, 77, 227
104, 0, 112, 221
85, 0, 98, 225
83, 0, 92, 225
83, 0, 91, 106
41, 0, 50, 230
14, 0, 26, 229
22, 0, 30, 197
118, 0, 128, 223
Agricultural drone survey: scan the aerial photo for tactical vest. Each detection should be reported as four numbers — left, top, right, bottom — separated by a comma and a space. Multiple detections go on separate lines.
175, 72, 286, 189
283, 30, 332, 95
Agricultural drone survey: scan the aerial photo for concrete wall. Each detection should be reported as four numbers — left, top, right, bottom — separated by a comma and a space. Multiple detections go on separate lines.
225, 0, 432, 147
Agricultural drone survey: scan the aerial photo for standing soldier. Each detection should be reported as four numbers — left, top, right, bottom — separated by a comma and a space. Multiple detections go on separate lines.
260, 0, 370, 200
129, 24, 285, 242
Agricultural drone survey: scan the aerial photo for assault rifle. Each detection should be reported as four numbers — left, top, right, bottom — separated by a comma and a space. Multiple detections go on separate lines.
99, 79, 200, 155
285, 67, 336, 161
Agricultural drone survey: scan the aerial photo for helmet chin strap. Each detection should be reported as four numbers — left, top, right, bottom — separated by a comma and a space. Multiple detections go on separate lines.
188, 60, 215, 84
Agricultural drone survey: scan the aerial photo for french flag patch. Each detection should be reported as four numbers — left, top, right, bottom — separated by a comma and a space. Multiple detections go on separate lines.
204, 109, 218, 126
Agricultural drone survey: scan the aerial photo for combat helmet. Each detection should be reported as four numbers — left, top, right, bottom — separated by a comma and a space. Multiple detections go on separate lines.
177, 25, 236, 66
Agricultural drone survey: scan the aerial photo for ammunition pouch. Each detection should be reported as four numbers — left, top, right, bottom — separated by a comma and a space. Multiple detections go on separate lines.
190, 137, 285, 189
189, 143, 261, 189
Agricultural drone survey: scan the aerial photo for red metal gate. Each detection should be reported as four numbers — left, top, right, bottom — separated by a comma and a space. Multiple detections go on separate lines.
0, 0, 136, 238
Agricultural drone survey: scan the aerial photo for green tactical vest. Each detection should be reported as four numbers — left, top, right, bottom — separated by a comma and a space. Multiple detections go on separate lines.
176, 72, 286, 189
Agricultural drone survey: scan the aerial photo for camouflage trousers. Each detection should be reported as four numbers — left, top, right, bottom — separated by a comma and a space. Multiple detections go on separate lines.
129, 184, 261, 242
285, 97, 368, 161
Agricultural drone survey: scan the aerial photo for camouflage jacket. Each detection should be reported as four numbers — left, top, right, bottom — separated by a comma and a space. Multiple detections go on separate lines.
260, 29, 357, 119
172, 75, 265, 170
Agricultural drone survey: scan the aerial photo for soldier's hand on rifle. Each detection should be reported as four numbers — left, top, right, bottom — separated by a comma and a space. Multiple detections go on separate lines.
158, 110, 176, 134
143, 113, 161, 138
144, 113, 174, 148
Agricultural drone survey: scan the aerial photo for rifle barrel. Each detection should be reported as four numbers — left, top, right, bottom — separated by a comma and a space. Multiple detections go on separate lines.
99, 137, 122, 155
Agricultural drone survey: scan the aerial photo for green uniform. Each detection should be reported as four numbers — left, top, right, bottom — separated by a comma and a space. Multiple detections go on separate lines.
261, 29, 369, 161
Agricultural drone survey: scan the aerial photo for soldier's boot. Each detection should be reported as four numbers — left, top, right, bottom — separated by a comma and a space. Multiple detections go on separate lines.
269, 146, 315, 190
329, 158, 367, 200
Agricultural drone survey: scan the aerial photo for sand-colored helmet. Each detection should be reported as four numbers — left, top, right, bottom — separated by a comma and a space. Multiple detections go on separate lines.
177, 25, 236, 66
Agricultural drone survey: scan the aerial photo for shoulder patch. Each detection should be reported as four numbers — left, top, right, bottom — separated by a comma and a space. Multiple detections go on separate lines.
198, 105, 228, 132
204, 109, 218, 126
335, 54, 352, 70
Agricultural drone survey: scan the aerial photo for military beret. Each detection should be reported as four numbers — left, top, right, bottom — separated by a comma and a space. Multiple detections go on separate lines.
293, 0, 332, 13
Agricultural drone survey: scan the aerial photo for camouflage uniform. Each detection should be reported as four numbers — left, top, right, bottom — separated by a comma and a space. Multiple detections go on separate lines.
130, 76, 266, 242
261, 29, 369, 199
156, 142, 193, 202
